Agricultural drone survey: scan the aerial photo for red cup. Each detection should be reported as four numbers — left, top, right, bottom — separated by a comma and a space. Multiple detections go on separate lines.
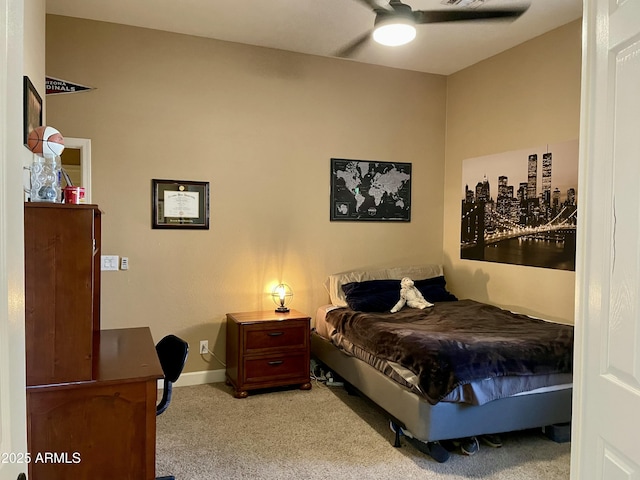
64, 186, 85, 204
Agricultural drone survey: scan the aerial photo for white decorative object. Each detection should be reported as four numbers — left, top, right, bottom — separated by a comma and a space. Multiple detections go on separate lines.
390, 277, 434, 313
29, 154, 61, 203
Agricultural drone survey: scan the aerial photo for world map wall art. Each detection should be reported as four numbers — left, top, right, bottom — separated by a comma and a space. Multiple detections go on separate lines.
330, 158, 412, 222
460, 139, 579, 271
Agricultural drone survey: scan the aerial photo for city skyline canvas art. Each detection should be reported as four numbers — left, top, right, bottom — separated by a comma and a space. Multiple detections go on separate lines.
460, 139, 579, 271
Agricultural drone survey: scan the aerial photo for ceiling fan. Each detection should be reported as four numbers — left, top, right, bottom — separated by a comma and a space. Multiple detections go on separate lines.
336, 0, 530, 57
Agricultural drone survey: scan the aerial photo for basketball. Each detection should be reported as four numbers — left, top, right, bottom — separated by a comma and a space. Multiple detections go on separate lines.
27, 126, 65, 157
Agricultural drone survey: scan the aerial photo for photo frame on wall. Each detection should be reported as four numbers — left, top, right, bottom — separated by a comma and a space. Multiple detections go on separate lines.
152, 179, 210, 229
23, 76, 43, 146
330, 158, 412, 222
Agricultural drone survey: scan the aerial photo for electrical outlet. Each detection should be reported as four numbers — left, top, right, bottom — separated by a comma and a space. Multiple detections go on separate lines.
200, 340, 208, 354
120, 257, 129, 270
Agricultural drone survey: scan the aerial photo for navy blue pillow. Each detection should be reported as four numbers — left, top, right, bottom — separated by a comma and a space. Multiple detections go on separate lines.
342, 279, 400, 312
414, 276, 458, 303
342, 276, 457, 312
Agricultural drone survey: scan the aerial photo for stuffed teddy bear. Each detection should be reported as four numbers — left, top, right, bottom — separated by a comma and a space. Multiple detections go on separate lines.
390, 277, 434, 313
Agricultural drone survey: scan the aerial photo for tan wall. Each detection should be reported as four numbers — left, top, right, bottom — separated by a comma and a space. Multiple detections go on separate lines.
45, 15, 447, 373
23, 0, 46, 184
24, 0, 45, 112
443, 20, 582, 324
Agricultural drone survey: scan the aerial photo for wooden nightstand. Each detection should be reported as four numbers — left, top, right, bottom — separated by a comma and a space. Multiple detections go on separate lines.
227, 310, 311, 398
225, 309, 312, 398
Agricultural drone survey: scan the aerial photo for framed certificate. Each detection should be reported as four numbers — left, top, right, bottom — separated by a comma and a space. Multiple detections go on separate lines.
152, 179, 210, 229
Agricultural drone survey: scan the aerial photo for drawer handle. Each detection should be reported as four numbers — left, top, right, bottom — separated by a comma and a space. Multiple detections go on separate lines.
268, 360, 284, 366
267, 332, 284, 337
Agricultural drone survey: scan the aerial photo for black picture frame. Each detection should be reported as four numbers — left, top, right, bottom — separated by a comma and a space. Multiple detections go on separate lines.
330, 158, 412, 222
152, 179, 210, 229
23, 76, 43, 146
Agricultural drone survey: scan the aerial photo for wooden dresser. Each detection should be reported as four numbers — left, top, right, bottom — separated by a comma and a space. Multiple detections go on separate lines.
24, 203, 163, 480
226, 310, 311, 398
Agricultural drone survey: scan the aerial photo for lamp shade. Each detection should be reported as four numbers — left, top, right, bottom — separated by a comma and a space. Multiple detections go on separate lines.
373, 7, 416, 47
373, 20, 416, 46
272, 283, 293, 313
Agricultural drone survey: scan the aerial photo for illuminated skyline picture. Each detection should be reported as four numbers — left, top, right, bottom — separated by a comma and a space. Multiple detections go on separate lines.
460, 139, 579, 271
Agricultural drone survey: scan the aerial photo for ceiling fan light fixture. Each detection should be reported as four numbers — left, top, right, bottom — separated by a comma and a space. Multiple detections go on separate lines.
373, 15, 416, 47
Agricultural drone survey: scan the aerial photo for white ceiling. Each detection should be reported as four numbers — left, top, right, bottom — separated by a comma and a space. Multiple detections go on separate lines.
45, 0, 582, 76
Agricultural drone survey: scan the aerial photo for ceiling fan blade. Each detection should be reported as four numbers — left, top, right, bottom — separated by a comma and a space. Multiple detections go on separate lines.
335, 31, 373, 58
413, 6, 529, 24
351, 0, 392, 12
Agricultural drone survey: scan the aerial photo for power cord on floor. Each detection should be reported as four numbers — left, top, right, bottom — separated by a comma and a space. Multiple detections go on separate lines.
310, 371, 326, 387
310, 359, 343, 387
325, 371, 344, 387
201, 346, 226, 367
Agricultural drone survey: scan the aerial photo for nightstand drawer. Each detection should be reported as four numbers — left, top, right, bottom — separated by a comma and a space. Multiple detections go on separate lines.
244, 353, 308, 383
244, 321, 307, 352
226, 310, 312, 398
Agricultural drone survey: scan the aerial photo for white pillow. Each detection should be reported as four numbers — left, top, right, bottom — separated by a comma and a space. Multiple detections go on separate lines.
324, 264, 444, 307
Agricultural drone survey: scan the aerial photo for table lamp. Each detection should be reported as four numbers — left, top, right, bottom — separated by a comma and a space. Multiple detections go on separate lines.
272, 283, 293, 313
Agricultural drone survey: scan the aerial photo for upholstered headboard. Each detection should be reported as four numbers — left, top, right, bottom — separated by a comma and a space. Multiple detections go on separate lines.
324, 264, 443, 307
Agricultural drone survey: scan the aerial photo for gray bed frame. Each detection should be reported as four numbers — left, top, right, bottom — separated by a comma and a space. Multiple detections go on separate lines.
311, 332, 572, 447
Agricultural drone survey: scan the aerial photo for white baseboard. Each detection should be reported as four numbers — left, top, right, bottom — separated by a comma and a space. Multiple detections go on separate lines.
157, 369, 226, 390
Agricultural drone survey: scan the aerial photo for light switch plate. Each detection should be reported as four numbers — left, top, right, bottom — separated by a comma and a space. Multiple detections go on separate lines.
101, 255, 119, 271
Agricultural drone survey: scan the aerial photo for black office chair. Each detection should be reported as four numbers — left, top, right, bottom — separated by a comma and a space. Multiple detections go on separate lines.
156, 335, 189, 480
156, 334, 189, 416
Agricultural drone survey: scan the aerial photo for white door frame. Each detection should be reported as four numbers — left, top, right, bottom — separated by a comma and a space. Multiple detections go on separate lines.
0, 0, 28, 478
64, 137, 92, 203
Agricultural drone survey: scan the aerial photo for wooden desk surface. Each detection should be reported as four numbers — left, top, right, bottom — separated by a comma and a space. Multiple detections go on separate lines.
25, 327, 163, 394
27, 326, 163, 480
97, 327, 164, 382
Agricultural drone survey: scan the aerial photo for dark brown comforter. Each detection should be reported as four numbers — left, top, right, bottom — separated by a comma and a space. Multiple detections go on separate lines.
325, 300, 574, 405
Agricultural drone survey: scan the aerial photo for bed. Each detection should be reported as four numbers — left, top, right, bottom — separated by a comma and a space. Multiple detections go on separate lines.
310, 264, 573, 461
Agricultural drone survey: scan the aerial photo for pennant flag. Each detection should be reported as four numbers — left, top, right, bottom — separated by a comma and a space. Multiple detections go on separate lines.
46, 76, 95, 95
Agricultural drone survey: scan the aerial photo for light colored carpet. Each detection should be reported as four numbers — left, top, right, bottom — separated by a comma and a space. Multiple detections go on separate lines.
156, 382, 571, 480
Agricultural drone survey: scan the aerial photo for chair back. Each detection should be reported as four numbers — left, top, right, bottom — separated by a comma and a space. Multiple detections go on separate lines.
156, 334, 189, 415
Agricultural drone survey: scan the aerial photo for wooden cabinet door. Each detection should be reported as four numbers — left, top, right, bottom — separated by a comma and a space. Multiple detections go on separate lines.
24, 203, 101, 386
27, 380, 156, 480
